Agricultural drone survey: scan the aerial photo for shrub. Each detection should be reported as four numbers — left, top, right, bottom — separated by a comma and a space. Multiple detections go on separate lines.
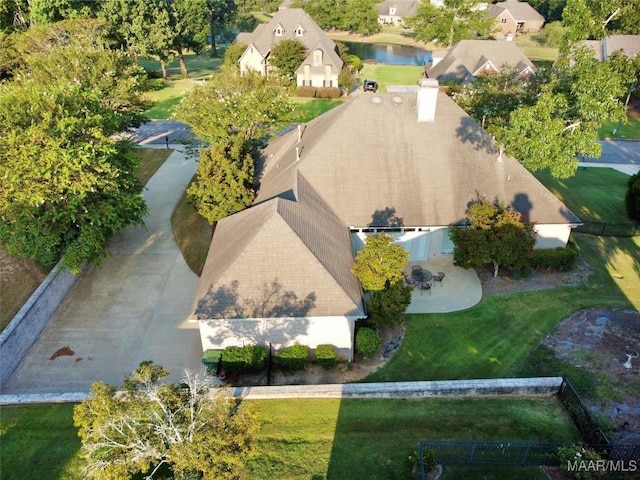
530, 242, 578, 271
625, 171, 640, 221
221, 345, 267, 373
296, 86, 317, 97
315, 87, 341, 98
356, 327, 380, 358
556, 444, 604, 480
365, 281, 412, 328
275, 343, 309, 371
315, 344, 337, 369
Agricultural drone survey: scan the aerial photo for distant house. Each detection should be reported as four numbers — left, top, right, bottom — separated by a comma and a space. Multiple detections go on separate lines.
376, 0, 419, 26
426, 39, 536, 83
190, 79, 580, 362
582, 35, 640, 61
488, 0, 544, 39
235, 8, 343, 88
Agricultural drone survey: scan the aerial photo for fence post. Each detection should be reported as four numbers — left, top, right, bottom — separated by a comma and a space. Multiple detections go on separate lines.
469, 441, 477, 464
522, 442, 532, 466
601, 222, 607, 236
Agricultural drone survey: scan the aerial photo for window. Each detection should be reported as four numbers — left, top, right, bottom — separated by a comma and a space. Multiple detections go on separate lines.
295, 25, 305, 36
275, 24, 284, 36
501, 18, 507, 23
389, 7, 396, 14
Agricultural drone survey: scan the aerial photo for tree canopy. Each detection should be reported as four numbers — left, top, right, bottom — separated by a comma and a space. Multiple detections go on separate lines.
365, 280, 413, 328
352, 233, 409, 291
74, 362, 258, 480
407, 0, 494, 47
0, 19, 149, 272
294, 0, 381, 36
450, 197, 536, 278
269, 38, 307, 81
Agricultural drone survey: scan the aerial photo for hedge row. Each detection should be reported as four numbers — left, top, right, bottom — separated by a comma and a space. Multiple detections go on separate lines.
315, 344, 337, 369
295, 86, 341, 98
530, 242, 579, 271
275, 343, 309, 371
221, 345, 267, 373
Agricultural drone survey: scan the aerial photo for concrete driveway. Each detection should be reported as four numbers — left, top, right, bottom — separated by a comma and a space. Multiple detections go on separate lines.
3, 145, 203, 393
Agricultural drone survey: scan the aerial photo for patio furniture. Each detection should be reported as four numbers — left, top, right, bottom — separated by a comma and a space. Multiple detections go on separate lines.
419, 282, 432, 295
411, 266, 433, 283
432, 272, 445, 287
404, 274, 417, 288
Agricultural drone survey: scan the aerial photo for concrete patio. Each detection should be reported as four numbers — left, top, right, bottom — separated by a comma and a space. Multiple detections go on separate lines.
404, 257, 482, 313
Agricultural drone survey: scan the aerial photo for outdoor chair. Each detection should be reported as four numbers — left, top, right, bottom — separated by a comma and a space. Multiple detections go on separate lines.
404, 275, 417, 288
419, 282, 431, 295
432, 272, 445, 287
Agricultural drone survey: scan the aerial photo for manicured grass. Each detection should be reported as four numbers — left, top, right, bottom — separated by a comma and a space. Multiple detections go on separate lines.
360, 64, 425, 92
533, 168, 631, 223
144, 95, 184, 119
598, 115, 640, 140
293, 98, 345, 123
1, 397, 578, 480
248, 397, 578, 479
0, 404, 82, 480
138, 54, 223, 80
366, 233, 636, 385
170, 181, 212, 276
514, 33, 559, 62
134, 147, 173, 185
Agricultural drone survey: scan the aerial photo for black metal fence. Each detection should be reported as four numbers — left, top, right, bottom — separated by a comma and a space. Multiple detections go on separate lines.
574, 221, 639, 237
417, 378, 640, 479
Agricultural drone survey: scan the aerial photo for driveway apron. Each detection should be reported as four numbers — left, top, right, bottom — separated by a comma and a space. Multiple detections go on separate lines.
3, 146, 202, 393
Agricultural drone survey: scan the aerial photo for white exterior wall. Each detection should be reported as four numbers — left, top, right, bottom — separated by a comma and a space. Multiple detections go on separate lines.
240, 46, 266, 76
534, 224, 573, 249
199, 316, 357, 361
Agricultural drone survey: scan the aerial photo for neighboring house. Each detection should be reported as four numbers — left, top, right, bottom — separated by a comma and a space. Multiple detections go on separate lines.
376, 0, 419, 26
488, 0, 544, 39
426, 39, 536, 83
236, 8, 343, 88
190, 79, 580, 361
582, 35, 640, 61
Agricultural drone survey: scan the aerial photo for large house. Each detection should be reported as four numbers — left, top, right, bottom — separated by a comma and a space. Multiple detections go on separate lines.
376, 0, 419, 26
190, 80, 580, 361
426, 40, 536, 83
235, 8, 343, 88
488, 0, 545, 39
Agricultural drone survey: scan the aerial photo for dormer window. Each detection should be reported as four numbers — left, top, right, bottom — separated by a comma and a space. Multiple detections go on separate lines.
274, 23, 284, 36
295, 24, 305, 36
389, 7, 396, 14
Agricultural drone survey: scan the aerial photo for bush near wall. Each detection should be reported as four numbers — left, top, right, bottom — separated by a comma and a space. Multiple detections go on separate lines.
356, 327, 380, 358
275, 343, 309, 371
296, 86, 317, 97
530, 242, 579, 271
315, 344, 337, 369
221, 345, 267, 373
316, 87, 341, 98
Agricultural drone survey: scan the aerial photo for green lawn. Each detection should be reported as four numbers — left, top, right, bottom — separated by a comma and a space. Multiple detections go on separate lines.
533, 168, 631, 223
293, 98, 345, 123
134, 147, 173, 185
1, 397, 577, 480
598, 115, 640, 140
360, 64, 425, 92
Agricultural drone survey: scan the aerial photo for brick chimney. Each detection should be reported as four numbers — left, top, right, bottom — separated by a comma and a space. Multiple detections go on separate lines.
417, 78, 439, 122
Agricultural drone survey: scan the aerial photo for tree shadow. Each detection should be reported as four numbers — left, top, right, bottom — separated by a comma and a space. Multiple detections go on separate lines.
455, 116, 499, 155
193, 279, 316, 347
369, 207, 404, 227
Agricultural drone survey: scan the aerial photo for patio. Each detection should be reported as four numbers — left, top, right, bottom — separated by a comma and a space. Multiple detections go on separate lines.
404, 258, 482, 314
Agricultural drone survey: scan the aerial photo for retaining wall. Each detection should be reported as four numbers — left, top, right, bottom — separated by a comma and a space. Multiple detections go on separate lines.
0, 262, 82, 391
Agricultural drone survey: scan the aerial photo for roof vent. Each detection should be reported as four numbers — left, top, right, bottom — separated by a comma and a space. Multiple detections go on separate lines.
371, 96, 383, 105
392, 96, 403, 106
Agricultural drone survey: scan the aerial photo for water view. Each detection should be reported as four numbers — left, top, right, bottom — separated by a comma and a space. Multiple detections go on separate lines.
341, 41, 432, 66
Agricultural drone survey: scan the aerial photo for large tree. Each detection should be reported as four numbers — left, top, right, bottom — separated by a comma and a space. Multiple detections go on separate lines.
269, 38, 307, 81
365, 280, 412, 328
74, 362, 258, 480
352, 233, 409, 291
174, 71, 299, 148
450, 197, 536, 278
188, 136, 256, 223
407, 0, 493, 47
0, 19, 148, 272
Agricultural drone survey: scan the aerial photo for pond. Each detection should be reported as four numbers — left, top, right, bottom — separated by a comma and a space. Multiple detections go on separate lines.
340, 41, 432, 66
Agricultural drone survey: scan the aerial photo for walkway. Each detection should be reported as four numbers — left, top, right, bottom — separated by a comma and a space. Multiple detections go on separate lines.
2, 145, 203, 394
578, 161, 640, 176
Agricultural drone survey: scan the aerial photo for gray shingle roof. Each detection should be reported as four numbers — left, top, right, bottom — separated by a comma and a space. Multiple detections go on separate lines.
426, 40, 536, 82
488, 0, 544, 22
191, 174, 363, 320
258, 87, 579, 228
238, 8, 343, 72
377, 0, 419, 17
582, 35, 640, 61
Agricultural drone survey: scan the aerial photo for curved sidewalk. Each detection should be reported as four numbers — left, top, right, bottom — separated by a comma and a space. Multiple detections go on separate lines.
2, 146, 203, 394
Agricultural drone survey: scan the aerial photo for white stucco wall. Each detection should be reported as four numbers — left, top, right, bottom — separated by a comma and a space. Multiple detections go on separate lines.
534, 224, 573, 249
239, 46, 266, 76
199, 316, 357, 361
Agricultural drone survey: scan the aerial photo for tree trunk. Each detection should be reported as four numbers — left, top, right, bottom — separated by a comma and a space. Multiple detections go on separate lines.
208, 7, 218, 57
492, 260, 499, 278
160, 60, 168, 80
178, 49, 188, 79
